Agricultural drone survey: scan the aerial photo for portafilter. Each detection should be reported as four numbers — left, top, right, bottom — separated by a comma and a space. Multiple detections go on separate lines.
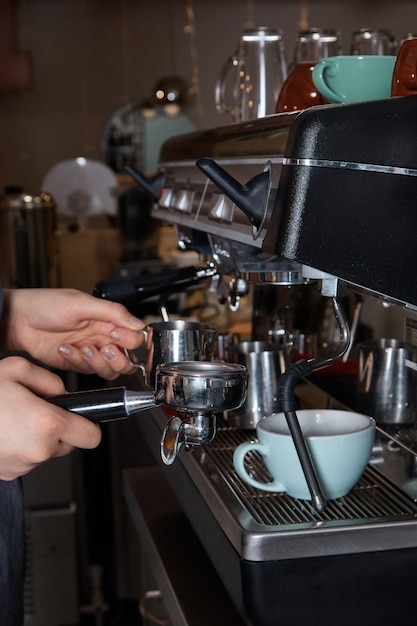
48, 361, 248, 465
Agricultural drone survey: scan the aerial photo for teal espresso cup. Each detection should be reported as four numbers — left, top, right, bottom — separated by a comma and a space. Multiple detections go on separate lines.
233, 409, 375, 500
312, 54, 396, 103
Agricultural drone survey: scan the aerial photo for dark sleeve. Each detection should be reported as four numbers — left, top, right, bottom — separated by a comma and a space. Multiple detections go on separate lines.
0, 281, 26, 624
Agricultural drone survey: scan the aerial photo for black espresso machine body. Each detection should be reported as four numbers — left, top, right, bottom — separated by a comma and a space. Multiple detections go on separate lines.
126, 98, 417, 625
265, 94, 417, 308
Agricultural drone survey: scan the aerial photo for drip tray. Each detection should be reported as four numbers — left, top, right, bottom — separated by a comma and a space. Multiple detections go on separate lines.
186, 418, 417, 561
204, 422, 417, 526
133, 380, 417, 626
144, 410, 417, 561
135, 375, 417, 562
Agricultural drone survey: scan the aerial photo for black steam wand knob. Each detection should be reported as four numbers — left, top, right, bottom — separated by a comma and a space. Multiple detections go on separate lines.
196, 157, 271, 239
123, 162, 165, 201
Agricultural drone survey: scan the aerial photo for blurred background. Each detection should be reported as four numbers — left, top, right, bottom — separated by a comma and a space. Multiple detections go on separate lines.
3, 1, 417, 625
1, 0, 416, 191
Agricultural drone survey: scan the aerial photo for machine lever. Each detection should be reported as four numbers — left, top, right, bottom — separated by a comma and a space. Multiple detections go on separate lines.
196, 157, 271, 238
123, 162, 165, 201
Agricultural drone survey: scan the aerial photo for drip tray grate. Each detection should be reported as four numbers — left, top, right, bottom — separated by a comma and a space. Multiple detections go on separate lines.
386, 424, 417, 456
200, 419, 417, 528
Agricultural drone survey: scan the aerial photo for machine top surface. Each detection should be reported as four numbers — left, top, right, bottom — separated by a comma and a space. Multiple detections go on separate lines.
158, 111, 299, 163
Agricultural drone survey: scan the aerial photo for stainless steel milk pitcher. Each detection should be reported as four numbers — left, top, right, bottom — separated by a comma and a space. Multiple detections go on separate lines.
226, 340, 288, 429
356, 338, 417, 425
0, 186, 58, 288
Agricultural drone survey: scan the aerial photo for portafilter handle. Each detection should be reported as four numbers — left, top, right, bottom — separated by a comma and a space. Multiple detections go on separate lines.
48, 388, 219, 466
93, 264, 218, 305
48, 387, 157, 422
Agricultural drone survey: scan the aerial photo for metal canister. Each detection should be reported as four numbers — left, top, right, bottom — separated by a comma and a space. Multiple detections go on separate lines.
226, 340, 288, 429
356, 338, 417, 425
0, 186, 59, 288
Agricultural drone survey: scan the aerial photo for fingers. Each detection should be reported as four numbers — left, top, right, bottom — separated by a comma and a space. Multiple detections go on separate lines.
1, 356, 67, 396
9, 408, 102, 479
69, 291, 146, 331
58, 342, 137, 379
52, 407, 102, 451
110, 326, 146, 350
0, 358, 103, 480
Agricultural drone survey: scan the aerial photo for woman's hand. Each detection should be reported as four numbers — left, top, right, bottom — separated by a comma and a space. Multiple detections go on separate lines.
1, 288, 145, 380
0, 356, 101, 480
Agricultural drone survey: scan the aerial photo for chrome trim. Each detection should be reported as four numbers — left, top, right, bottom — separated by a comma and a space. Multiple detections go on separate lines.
284, 157, 417, 177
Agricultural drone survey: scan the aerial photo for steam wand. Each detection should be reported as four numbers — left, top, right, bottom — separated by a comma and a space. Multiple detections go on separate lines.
278, 297, 350, 512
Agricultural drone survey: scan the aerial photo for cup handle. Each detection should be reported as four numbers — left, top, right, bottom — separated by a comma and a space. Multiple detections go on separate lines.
124, 329, 148, 376
312, 61, 342, 103
233, 441, 286, 493
214, 53, 239, 117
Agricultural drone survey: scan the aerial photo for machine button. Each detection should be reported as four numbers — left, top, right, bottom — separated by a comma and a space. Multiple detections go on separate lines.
159, 187, 173, 208
174, 189, 194, 213
209, 194, 234, 223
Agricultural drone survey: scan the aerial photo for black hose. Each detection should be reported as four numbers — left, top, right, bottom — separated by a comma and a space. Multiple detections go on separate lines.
278, 359, 327, 512
278, 359, 313, 412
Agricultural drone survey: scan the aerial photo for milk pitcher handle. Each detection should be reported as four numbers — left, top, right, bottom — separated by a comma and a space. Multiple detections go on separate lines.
124, 328, 148, 376
215, 53, 239, 119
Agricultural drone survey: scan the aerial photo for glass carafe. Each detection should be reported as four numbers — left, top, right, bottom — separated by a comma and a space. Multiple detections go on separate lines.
276, 27, 341, 113
215, 27, 287, 122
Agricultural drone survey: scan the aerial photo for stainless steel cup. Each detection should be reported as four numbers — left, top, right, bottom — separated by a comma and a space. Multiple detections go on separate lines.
216, 332, 241, 361
356, 338, 417, 425
226, 340, 288, 429
127, 320, 217, 388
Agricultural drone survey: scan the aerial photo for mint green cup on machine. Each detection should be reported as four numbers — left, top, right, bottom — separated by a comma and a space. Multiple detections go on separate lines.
233, 409, 375, 500
312, 55, 396, 103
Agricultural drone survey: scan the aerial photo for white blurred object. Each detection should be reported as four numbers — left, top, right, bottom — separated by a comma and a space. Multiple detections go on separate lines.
41, 157, 118, 227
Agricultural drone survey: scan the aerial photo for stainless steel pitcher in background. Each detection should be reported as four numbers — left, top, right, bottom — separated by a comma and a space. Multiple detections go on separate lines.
226, 340, 288, 429
215, 27, 287, 122
356, 338, 417, 425
0, 186, 59, 288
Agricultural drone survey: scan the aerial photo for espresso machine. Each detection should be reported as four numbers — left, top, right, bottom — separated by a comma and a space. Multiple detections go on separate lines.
96, 95, 417, 624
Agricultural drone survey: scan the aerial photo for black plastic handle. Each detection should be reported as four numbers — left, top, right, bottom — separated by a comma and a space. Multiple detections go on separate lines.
48, 387, 129, 423
123, 163, 165, 201
93, 265, 217, 304
196, 157, 271, 234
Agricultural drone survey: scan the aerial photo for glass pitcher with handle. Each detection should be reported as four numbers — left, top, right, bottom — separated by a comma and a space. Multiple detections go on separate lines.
215, 27, 287, 122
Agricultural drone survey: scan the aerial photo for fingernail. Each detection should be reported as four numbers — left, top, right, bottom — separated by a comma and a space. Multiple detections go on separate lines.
110, 331, 122, 341
102, 347, 116, 361
58, 344, 71, 356
82, 346, 95, 360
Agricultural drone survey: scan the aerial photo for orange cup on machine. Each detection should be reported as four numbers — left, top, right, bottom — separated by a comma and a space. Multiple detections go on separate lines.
275, 28, 341, 113
391, 37, 417, 96
276, 61, 328, 112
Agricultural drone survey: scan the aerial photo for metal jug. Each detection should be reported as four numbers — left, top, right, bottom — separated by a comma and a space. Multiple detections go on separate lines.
356, 338, 417, 425
226, 340, 288, 429
215, 27, 287, 122
0, 186, 59, 288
